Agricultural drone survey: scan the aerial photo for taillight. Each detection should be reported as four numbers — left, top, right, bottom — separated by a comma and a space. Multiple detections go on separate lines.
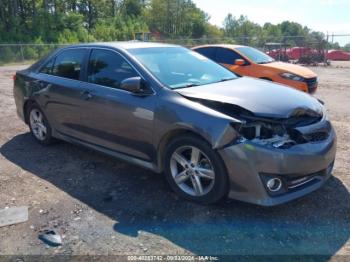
13, 74, 16, 81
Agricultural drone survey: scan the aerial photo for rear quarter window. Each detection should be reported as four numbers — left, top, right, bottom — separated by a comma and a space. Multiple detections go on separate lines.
52, 49, 86, 80
39, 58, 55, 75
28, 52, 54, 72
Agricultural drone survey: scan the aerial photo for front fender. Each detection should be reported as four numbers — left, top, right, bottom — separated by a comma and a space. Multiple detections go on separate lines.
154, 90, 241, 149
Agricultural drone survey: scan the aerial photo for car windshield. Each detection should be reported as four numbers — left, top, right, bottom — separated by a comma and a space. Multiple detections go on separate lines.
236, 46, 275, 64
128, 47, 237, 89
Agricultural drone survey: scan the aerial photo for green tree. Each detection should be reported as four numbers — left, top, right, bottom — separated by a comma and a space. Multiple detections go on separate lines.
0, 0, 340, 64
144, 0, 208, 38
121, 0, 145, 17
344, 43, 350, 52
223, 14, 261, 46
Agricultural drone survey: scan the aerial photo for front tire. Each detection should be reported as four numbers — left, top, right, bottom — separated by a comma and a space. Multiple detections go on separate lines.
163, 135, 228, 204
28, 104, 54, 145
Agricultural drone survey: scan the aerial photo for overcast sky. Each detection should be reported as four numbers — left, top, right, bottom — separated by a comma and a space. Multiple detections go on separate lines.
192, 0, 350, 45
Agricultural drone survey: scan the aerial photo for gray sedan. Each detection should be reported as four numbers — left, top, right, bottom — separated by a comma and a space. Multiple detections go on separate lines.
13, 42, 336, 205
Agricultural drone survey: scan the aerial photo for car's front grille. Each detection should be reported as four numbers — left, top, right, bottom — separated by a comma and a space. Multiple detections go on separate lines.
304, 77, 318, 93
284, 161, 334, 191
289, 128, 330, 144
304, 131, 330, 142
285, 115, 322, 128
286, 174, 321, 190
260, 161, 334, 197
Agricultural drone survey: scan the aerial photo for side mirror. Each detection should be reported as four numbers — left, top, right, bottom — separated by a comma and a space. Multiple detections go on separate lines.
234, 59, 246, 66
121, 77, 147, 94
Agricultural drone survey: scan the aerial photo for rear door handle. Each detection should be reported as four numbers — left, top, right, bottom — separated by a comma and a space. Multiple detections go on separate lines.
81, 90, 93, 100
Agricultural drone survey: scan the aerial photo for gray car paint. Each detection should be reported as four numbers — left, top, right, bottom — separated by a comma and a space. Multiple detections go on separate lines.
219, 115, 336, 206
13, 42, 336, 206
176, 77, 323, 118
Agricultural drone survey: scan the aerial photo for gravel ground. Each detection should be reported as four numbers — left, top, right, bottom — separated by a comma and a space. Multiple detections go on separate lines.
0, 62, 349, 257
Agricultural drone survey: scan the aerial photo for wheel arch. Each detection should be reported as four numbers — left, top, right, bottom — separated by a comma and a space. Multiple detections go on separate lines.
159, 127, 230, 203
156, 128, 212, 173
23, 99, 38, 124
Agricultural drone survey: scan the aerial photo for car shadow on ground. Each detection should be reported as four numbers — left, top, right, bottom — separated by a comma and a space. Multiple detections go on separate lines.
1, 133, 350, 257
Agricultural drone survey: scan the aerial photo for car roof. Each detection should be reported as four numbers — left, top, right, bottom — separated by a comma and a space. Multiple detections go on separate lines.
193, 44, 247, 50
62, 41, 179, 51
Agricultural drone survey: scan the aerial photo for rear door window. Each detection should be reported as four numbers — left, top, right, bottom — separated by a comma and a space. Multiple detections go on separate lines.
87, 49, 138, 90
194, 47, 217, 60
216, 48, 244, 65
39, 58, 55, 75
52, 49, 86, 80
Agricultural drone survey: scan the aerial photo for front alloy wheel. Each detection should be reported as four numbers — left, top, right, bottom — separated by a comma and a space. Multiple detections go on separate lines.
164, 135, 228, 204
170, 146, 215, 196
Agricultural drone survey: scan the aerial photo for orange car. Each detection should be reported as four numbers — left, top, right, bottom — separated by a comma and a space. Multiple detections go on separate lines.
192, 44, 318, 93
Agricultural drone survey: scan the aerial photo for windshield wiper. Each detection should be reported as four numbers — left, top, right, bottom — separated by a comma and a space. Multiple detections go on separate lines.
218, 77, 235, 82
172, 83, 201, 89
257, 61, 274, 64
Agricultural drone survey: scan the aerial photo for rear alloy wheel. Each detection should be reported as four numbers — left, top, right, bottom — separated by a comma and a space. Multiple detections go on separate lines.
164, 135, 228, 204
28, 105, 54, 145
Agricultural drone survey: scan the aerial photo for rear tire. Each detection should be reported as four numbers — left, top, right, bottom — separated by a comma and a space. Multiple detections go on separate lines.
28, 104, 54, 145
163, 135, 228, 204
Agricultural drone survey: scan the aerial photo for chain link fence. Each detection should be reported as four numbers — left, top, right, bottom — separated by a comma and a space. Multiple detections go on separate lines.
0, 44, 65, 65
154, 35, 349, 65
1, 34, 349, 65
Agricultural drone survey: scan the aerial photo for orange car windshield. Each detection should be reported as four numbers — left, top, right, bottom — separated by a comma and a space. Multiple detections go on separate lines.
236, 47, 275, 64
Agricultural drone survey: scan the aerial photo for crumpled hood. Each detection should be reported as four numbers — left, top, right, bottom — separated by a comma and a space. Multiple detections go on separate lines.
176, 77, 323, 118
262, 61, 317, 78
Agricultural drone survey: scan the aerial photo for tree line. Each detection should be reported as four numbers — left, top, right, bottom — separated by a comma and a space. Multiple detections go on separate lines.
0, 0, 346, 63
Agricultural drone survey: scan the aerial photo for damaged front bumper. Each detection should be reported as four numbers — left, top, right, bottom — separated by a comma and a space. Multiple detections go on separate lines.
218, 125, 337, 206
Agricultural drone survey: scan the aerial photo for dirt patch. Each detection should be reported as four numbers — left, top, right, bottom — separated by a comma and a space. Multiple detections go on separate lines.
0, 63, 349, 256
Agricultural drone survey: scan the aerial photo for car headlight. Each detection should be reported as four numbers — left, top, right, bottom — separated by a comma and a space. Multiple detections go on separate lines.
280, 72, 304, 82
234, 121, 297, 149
